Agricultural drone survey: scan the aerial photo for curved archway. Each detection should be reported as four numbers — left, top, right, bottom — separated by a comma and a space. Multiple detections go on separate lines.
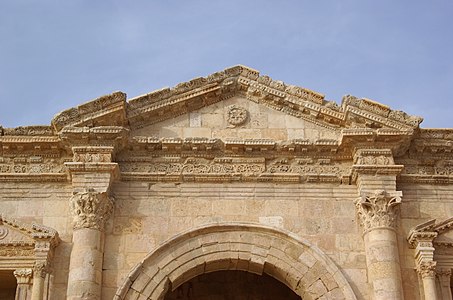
115, 223, 356, 300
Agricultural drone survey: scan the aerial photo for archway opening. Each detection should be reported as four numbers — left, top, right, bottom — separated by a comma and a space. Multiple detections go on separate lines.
115, 224, 357, 300
0, 270, 16, 300
164, 270, 300, 300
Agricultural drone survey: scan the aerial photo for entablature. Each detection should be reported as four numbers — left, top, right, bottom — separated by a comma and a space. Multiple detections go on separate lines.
2, 65, 451, 184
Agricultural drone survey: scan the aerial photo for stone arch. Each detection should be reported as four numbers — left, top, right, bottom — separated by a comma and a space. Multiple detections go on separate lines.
115, 223, 356, 300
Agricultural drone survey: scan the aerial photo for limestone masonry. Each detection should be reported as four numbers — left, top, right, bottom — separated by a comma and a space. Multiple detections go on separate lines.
0, 65, 452, 299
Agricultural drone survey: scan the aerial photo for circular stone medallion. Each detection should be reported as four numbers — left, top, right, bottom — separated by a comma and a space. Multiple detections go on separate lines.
0, 226, 8, 240
227, 105, 248, 126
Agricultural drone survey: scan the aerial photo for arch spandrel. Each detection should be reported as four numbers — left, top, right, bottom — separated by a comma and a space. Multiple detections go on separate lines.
115, 223, 357, 300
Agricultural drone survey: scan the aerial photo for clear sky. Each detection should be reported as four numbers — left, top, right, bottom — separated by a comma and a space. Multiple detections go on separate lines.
1, 1, 452, 128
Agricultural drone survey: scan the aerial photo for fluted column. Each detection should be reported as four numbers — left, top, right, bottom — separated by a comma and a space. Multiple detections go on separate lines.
355, 190, 404, 300
13, 269, 32, 300
66, 189, 113, 300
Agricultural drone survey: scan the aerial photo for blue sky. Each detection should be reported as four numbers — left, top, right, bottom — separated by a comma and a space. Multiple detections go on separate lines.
1, 1, 452, 128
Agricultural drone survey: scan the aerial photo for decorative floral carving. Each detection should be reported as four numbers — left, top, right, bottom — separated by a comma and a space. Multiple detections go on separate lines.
355, 190, 402, 232
227, 105, 248, 126
416, 261, 437, 279
70, 189, 114, 230
0, 245, 34, 257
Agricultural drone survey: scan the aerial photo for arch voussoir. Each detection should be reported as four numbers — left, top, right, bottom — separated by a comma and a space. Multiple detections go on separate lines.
115, 223, 357, 300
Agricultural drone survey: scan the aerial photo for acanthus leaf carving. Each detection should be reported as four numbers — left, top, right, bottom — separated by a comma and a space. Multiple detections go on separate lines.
355, 190, 402, 232
13, 268, 33, 284
416, 261, 437, 279
70, 189, 114, 231
34, 261, 49, 278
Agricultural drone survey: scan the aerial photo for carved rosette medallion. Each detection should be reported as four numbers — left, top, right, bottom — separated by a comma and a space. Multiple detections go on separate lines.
417, 261, 437, 279
0, 226, 8, 239
227, 105, 248, 126
70, 189, 114, 230
355, 190, 402, 232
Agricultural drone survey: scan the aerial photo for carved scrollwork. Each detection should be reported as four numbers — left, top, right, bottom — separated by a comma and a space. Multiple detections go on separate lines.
355, 190, 402, 232
70, 189, 114, 230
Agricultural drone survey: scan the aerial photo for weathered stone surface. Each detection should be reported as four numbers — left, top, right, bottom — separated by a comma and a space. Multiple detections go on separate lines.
1, 66, 452, 300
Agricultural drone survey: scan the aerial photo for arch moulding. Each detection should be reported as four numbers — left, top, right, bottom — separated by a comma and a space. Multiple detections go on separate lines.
115, 223, 357, 300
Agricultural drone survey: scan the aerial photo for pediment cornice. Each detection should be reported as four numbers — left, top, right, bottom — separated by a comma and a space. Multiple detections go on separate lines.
0, 215, 60, 270
408, 217, 453, 247
46, 65, 422, 133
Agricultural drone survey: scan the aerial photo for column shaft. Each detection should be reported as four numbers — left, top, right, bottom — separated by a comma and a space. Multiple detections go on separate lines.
364, 228, 404, 299
421, 276, 438, 300
67, 228, 104, 300
66, 189, 113, 300
30, 276, 44, 300
438, 269, 452, 300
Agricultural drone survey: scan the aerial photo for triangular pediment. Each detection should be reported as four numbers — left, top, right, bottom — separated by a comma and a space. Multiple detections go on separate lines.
0, 215, 59, 248
49, 65, 423, 136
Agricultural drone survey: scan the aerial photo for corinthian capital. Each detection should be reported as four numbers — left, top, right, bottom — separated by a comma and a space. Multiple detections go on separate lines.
417, 261, 437, 279
13, 268, 33, 284
70, 189, 114, 230
355, 190, 402, 232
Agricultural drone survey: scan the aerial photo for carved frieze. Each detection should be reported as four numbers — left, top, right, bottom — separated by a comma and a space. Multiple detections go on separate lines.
354, 149, 394, 165
119, 156, 350, 183
3, 126, 54, 136
72, 146, 114, 163
70, 189, 114, 230
0, 159, 65, 174
0, 245, 34, 257
355, 190, 402, 232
